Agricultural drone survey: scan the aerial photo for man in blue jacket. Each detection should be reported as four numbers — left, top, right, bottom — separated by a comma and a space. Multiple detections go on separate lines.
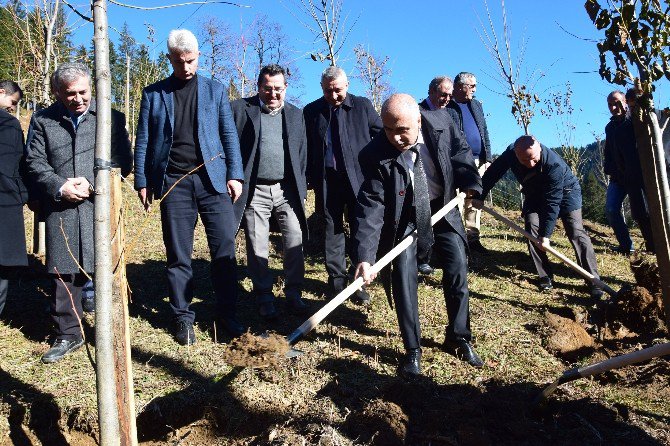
134, 29, 245, 345
478, 135, 603, 298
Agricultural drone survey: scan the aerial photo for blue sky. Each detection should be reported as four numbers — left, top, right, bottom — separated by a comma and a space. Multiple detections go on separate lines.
70, 0, 669, 154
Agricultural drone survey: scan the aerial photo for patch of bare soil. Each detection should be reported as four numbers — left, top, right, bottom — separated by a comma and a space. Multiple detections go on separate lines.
345, 398, 408, 445
631, 253, 662, 295
543, 311, 595, 360
223, 332, 290, 368
610, 285, 666, 334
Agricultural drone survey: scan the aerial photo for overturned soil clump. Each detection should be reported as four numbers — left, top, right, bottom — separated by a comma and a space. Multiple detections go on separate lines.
223, 332, 290, 368
345, 398, 408, 445
611, 285, 667, 335
631, 254, 662, 295
543, 311, 595, 360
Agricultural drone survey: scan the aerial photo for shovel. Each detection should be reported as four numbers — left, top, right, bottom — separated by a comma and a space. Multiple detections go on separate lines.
482, 206, 618, 298
284, 193, 466, 355
534, 342, 670, 405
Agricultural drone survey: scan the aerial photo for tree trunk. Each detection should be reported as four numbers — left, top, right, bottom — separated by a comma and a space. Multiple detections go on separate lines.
92, 0, 121, 444
632, 106, 670, 328
42, 0, 60, 104
125, 54, 130, 132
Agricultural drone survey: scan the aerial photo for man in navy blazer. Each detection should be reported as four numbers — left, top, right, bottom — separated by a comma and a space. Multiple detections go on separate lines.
134, 29, 245, 345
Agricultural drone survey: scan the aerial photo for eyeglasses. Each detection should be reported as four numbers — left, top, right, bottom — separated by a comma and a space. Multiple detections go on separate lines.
461, 83, 476, 90
261, 86, 286, 94
438, 92, 452, 98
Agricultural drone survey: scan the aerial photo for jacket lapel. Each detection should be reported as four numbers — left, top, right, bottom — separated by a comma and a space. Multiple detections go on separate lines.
160, 79, 175, 133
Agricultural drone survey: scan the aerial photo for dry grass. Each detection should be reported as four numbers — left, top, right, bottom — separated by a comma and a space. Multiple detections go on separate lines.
0, 179, 668, 445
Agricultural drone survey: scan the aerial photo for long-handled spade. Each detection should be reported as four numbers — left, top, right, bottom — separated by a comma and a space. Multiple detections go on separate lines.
482, 206, 618, 298
283, 193, 467, 356
534, 342, 670, 405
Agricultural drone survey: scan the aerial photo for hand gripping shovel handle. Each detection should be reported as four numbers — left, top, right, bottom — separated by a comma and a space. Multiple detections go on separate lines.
482, 206, 618, 298
536, 342, 670, 404
286, 193, 466, 346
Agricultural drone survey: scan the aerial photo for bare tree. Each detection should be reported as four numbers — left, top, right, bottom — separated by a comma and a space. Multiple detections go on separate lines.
478, 0, 545, 134
289, 0, 356, 65
198, 16, 234, 82
541, 82, 588, 180
352, 44, 392, 113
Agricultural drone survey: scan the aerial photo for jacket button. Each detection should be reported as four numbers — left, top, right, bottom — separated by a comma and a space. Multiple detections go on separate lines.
399, 190, 405, 196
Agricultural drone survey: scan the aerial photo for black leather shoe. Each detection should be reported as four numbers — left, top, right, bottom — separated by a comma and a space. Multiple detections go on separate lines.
443, 339, 484, 367
468, 239, 491, 256
589, 285, 604, 299
417, 263, 435, 275
41, 338, 84, 363
258, 301, 278, 320
538, 276, 553, 292
398, 348, 422, 379
352, 288, 371, 306
218, 316, 246, 338
175, 320, 196, 346
286, 296, 309, 314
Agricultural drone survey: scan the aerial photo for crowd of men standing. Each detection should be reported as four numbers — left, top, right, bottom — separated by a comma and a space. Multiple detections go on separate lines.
0, 27, 660, 378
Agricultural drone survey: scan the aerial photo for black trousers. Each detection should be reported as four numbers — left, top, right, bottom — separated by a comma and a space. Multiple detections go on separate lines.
160, 172, 238, 323
324, 168, 357, 289
50, 273, 87, 340
392, 199, 472, 350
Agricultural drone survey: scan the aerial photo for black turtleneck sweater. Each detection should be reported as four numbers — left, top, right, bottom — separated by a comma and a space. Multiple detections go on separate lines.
167, 74, 203, 174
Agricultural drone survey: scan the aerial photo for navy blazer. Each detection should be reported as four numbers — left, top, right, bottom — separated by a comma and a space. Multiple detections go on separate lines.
303, 93, 382, 212
481, 144, 581, 238
229, 95, 308, 233
133, 75, 243, 198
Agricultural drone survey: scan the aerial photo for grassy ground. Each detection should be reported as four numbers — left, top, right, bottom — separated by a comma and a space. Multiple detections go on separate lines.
0, 179, 668, 445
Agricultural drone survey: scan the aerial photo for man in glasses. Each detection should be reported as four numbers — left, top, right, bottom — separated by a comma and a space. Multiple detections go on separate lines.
447, 72, 493, 256
230, 64, 309, 321
419, 76, 454, 112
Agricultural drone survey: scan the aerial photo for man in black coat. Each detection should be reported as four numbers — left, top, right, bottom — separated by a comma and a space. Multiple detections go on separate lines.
353, 94, 484, 379
304, 66, 382, 304
230, 64, 308, 320
0, 80, 28, 317
478, 136, 602, 298
447, 72, 493, 255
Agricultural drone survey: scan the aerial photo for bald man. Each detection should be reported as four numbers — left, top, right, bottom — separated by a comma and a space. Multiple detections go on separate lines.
353, 94, 484, 379
479, 135, 602, 298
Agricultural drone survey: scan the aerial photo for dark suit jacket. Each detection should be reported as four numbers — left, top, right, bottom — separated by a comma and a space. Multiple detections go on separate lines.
0, 110, 27, 207
446, 97, 492, 162
134, 75, 243, 199
303, 93, 382, 213
353, 109, 482, 268
481, 144, 581, 238
229, 95, 308, 233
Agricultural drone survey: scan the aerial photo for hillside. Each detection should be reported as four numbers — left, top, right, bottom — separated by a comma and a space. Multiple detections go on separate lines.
0, 180, 668, 445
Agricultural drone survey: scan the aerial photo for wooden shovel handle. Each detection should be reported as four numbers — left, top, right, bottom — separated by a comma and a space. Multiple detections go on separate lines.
286, 193, 466, 345
483, 206, 617, 297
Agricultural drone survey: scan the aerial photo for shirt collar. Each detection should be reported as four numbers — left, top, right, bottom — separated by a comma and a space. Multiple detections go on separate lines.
259, 96, 284, 116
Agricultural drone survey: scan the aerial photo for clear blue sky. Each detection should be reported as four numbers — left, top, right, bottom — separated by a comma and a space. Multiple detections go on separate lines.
71, 0, 669, 154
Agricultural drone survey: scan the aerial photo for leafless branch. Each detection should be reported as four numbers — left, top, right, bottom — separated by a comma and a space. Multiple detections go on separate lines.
108, 0, 250, 10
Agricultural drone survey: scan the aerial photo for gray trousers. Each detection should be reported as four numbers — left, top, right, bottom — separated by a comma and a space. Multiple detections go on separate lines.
525, 208, 600, 282
244, 182, 304, 302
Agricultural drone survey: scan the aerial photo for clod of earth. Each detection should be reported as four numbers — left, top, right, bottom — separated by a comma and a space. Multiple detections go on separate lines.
611, 285, 667, 334
347, 398, 408, 446
222, 332, 290, 368
631, 253, 662, 295
543, 311, 595, 360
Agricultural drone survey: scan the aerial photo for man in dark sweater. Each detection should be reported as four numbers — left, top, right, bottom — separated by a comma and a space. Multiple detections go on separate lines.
477, 135, 603, 298
134, 29, 245, 345
230, 65, 309, 321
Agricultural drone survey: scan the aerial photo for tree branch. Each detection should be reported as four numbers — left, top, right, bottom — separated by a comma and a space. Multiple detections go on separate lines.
108, 0, 250, 10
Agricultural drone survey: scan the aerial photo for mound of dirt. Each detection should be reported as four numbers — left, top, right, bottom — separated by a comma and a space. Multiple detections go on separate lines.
345, 398, 408, 445
611, 285, 666, 334
222, 332, 290, 368
631, 254, 662, 295
543, 312, 595, 360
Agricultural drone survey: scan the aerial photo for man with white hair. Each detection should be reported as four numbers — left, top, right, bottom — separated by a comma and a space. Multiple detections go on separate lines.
353, 94, 484, 378
134, 29, 245, 345
303, 66, 382, 304
26, 63, 133, 363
